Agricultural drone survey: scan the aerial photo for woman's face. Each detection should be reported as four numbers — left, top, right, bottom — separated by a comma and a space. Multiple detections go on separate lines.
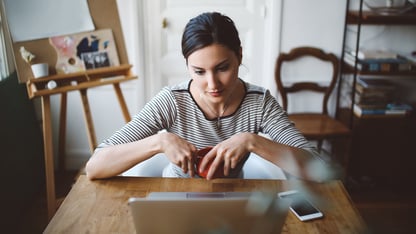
187, 43, 241, 104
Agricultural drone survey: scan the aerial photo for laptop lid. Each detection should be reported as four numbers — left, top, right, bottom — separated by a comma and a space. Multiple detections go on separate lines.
146, 191, 254, 200
128, 193, 289, 234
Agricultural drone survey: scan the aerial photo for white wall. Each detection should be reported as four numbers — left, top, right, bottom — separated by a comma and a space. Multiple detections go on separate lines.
280, 0, 346, 55
278, 0, 347, 114
61, 0, 348, 170
42, 0, 144, 170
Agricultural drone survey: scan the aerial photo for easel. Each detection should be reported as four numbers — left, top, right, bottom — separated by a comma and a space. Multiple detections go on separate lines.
6, 0, 136, 219
28, 66, 136, 219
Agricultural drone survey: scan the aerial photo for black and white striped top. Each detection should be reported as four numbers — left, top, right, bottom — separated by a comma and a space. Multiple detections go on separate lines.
100, 80, 315, 154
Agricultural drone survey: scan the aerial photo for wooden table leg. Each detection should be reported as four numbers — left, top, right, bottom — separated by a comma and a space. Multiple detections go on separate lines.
79, 89, 97, 153
41, 95, 56, 220
58, 93, 67, 171
113, 83, 131, 122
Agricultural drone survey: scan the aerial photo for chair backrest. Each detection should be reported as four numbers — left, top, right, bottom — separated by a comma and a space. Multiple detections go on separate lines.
274, 47, 339, 115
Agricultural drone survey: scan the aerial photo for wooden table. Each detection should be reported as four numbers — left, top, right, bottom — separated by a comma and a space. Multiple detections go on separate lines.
44, 175, 367, 233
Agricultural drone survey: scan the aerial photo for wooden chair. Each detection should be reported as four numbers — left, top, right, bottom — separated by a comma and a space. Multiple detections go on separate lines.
274, 47, 351, 171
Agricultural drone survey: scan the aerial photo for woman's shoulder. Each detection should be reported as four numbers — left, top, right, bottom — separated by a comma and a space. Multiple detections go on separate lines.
168, 80, 191, 92
155, 80, 191, 100
243, 80, 268, 96
241, 81, 278, 108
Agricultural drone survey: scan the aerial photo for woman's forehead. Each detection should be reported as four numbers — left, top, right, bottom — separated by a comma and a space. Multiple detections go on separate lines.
187, 44, 236, 68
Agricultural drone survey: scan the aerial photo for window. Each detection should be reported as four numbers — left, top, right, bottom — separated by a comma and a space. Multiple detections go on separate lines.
0, 12, 9, 81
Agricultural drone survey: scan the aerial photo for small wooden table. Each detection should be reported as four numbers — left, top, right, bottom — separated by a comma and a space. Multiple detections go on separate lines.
44, 175, 367, 233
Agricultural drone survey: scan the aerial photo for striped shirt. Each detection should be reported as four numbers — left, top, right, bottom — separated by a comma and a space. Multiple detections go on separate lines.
99, 79, 317, 176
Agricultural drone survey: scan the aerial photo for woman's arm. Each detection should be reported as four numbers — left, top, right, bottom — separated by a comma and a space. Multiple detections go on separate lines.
85, 132, 197, 180
244, 133, 332, 182
201, 133, 334, 182
85, 134, 161, 180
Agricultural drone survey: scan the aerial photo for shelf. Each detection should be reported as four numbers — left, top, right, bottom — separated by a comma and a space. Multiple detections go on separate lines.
342, 62, 416, 77
338, 1, 416, 180
26, 64, 137, 98
353, 111, 411, 119
347, 9, 416, 25
339, 107, 411, 120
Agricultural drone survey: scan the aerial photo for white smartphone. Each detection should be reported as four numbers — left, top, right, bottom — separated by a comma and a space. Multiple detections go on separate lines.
278, 190, 323, 221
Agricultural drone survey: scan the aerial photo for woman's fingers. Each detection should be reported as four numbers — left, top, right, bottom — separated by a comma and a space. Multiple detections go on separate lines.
222, 157, 230, 176
206, 150, 230, 179
198, 149, 216, 173
187, 157, 195, 177
177, 150, 196, 176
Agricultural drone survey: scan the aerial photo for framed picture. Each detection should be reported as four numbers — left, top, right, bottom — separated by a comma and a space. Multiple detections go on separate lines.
81, 51, 110, 69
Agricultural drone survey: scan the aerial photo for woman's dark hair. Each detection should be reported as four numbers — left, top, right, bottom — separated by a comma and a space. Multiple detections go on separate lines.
181, 12, 241, 60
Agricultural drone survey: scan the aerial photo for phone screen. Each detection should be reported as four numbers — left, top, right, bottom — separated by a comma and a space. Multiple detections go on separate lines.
287, 193, 319, 216
279, 191, 323, 221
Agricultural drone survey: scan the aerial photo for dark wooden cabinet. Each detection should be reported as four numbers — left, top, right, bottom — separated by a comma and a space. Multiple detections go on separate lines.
348, 115, 416, 180
337, 0, 416, 181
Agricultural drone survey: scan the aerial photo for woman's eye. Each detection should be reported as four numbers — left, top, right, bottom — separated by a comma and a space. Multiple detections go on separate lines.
194, 70, 204, 75
217, 65, 229, 72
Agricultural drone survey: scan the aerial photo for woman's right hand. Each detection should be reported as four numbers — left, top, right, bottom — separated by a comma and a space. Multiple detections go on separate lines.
160, 132, 197, 177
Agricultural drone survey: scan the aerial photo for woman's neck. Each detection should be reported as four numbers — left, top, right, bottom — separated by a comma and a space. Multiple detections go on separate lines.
190, 79, 245, 120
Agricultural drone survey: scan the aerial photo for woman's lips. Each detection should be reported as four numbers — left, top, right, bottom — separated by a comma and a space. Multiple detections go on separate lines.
207, 90, 222, 97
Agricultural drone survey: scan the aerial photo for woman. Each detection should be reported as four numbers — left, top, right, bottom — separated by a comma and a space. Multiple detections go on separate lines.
86, 12, 330, 181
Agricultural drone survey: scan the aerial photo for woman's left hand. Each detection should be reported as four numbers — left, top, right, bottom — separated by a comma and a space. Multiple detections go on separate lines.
199, 132, 252, 179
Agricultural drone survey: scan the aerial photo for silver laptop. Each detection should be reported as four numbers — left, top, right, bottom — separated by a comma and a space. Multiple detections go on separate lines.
129, 192, 289, 234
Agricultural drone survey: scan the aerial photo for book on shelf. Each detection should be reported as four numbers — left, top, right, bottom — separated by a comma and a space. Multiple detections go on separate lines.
353, 103, 413, 117
355, 77, 395, 89
386, 103, 413, 111
354, 92, 392, 106
355, 78, 396, 107
350, 49, 398, 60
344, 50, 413, 72
398, 53, 416, 64
355, 78, 396, 93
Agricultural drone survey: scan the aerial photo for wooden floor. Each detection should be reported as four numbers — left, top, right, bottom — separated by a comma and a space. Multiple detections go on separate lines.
16, 171, 416, 234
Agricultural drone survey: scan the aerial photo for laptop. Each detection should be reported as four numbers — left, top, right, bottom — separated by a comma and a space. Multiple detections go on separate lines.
128, 192, 289, 234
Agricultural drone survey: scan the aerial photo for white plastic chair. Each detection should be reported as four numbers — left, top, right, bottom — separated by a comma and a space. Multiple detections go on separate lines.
122, 153, 287, 180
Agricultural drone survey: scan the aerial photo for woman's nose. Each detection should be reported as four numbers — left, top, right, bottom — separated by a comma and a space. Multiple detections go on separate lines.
206, 72, 219, 89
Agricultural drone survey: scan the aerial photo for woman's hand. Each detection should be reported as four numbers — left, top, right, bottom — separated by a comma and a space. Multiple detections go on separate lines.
160, 132, 197, 177
199, 132, 252, 179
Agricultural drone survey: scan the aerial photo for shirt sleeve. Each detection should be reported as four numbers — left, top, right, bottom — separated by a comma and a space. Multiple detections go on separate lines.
260, 90, 317, 152
100, 87, 177, 146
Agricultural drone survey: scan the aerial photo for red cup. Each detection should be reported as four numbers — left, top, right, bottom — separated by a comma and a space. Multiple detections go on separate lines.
195, 147, 225, 179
